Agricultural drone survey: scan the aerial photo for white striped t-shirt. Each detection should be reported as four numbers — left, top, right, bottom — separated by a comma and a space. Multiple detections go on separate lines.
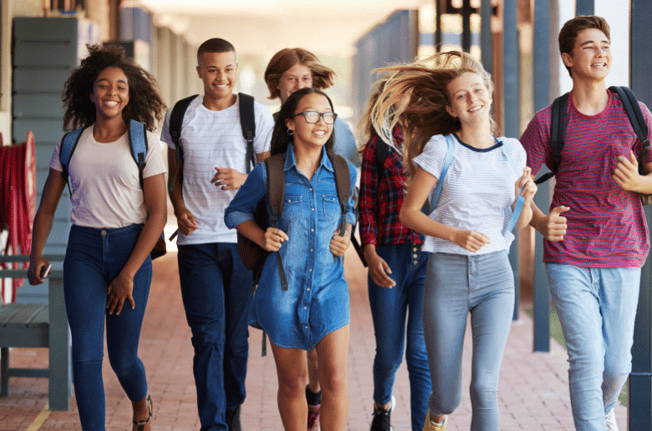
161, 94, 274, 245
413, 134, 526, 255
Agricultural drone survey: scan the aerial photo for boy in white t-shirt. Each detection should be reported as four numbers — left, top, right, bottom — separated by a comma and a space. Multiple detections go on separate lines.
160, 38, 273, 431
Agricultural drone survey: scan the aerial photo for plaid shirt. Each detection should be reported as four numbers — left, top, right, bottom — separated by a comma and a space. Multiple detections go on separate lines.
359, 127, 424, 247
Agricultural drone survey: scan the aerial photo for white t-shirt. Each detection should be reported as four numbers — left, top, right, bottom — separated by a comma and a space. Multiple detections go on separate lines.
413, 134, 526, 255
50, 126, 167, 228
160, 94, 274, 245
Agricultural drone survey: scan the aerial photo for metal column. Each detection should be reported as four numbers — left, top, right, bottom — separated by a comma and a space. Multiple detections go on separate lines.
532, 0, 551, 352
575, 0, 594, 16
503, 0, 519, 320
630, 0, 652, 428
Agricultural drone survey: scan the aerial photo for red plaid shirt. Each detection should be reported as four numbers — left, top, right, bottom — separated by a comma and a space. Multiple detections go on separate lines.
359, 127, 424, 247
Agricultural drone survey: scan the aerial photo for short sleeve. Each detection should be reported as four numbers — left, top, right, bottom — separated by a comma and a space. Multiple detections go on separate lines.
49, 137, 64, 172
143, 131, 168, 178
253, 102, 274, 155
412, 134, 449, 179
160, 108, 175, 149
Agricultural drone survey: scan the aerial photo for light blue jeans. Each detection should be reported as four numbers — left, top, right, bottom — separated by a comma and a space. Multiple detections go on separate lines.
422, 251, 514, 431
546, 264, 641, 431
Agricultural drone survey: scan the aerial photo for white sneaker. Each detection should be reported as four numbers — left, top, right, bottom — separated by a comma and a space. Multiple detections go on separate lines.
605, 409, 619, 431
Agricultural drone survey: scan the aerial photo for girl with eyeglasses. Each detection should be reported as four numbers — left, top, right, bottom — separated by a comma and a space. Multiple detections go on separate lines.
225, 88, 356, 431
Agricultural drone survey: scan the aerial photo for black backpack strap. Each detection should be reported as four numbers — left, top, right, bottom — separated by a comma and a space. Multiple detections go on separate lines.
535, 92, 569, 185
327, 151, 351, 237
265, 154, 288, 291
169, 94, 198, 188
610, 86, 651, 175
239, 93, 256, 173
374, 134, 390, 179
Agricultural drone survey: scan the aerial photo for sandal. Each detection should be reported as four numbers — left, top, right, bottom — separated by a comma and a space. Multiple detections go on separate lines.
133, 395, 153, 431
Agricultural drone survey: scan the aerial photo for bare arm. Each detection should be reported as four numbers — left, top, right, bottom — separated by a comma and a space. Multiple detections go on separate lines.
27, 169, 66, 285
167, 147, 198, 235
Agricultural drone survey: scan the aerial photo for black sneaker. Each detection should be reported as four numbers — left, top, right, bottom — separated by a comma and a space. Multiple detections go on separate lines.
370, 395, 395, 431
226, 405, 242, 431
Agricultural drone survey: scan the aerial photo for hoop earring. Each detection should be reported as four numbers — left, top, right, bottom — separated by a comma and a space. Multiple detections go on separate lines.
287, 128, 294, 135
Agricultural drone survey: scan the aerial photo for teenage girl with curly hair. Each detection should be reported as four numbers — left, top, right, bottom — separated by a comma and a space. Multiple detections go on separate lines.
28, 44, 167, 431
372, 51, 536, 431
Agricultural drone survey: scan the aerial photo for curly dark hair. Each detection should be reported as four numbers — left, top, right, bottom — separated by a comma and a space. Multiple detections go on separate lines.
62, 44, 166, 131
271, 88, 335, 156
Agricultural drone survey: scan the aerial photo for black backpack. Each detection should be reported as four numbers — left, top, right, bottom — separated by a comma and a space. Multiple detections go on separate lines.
237, 151, 351, 289
534, 86, 651, 205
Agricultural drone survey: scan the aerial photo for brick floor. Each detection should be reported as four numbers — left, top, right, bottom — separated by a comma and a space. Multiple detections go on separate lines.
0, 247, 628, 430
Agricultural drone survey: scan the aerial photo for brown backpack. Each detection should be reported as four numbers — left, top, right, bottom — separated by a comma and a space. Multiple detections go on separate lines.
237, 151, 351, 288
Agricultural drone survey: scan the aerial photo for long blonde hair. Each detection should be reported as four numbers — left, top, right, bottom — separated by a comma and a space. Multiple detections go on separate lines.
371, 51, 494, 176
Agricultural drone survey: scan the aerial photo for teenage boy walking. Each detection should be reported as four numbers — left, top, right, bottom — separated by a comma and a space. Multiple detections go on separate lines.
161, 38, 274, 431
521, 16, 652, 431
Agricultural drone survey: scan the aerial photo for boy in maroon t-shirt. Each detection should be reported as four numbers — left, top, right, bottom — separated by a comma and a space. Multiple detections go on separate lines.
520, 16, 652, 431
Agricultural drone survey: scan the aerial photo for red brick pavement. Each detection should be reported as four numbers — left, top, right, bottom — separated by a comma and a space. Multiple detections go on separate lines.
0, 247, 628, 430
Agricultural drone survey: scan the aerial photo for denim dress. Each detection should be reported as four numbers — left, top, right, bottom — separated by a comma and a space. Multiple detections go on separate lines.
225, 145, 357, 350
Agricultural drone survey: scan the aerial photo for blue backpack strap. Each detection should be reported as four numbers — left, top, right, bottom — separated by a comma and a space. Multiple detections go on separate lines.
499, 140, 525, 232
128, 119, 148, 189
428, 134, 456, 210
59, 127, 86, 195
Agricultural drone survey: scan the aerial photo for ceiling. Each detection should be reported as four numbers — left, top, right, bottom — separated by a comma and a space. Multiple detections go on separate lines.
135, 0, 427, 57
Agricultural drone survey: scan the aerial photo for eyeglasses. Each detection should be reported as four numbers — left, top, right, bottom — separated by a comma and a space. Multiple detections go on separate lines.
292, 111, 337, 124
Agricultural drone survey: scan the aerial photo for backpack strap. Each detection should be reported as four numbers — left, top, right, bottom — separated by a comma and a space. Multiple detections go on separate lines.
168, 94, 199, 188
327, 151, 351, 237
265, 153, 288, 291
59, 126, 88, 195
374, 134, 390, 179
535, 92, 569, 185
499, 141, 526, 232
428, 134, 456, 210
128, 119, 148, 189
609, 86, 651, 175
239, 93, 256, 173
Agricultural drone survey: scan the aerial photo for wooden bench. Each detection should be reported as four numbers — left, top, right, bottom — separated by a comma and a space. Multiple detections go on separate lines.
0, 255, 71, 410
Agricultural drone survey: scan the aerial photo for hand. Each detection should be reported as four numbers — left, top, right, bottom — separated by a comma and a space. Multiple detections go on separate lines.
106, 271, 135, 315
515, 167, 537, 206
452, 229, 491, 253
613, 151, 642, 192
263, 227, 288, 252
330, 229, 351, 257
542, 206, 570, 241
212, 167, 247, 190
366, 252, 396, 288
175, 208, 199, 236
27, 256, 51, 286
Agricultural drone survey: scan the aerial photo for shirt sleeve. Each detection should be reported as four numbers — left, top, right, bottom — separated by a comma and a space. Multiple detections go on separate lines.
359, 135, 379, 247
412, 134, 448, 179
254, 103, 274, 156
520, 110, 551, 176
225, 161, 267, 229
346, 160, 358, 225
49, 137, 64, 172
143, 131, 168, 178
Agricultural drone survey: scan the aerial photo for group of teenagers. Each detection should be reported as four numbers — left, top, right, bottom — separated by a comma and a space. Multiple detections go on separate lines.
24, 13, 652, 431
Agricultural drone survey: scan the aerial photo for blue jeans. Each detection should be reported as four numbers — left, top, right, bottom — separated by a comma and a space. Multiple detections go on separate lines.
177, 243, 252, 431
368, 244, 430, 431
546, 264, 640, 431
64, 224, 151, 431
423, 251, 514, 431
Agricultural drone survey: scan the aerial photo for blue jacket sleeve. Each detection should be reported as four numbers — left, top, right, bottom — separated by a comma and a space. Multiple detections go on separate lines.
346, 160, 357, 225
224, 162, 267, 229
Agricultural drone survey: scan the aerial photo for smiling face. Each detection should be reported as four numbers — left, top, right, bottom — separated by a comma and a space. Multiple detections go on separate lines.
562, 28, 611, 82
197, 50, 238, 102
285, 92, 334, 150
277, 63, 313, 103
445, 71, 492, 125
91, 66, 129, 121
